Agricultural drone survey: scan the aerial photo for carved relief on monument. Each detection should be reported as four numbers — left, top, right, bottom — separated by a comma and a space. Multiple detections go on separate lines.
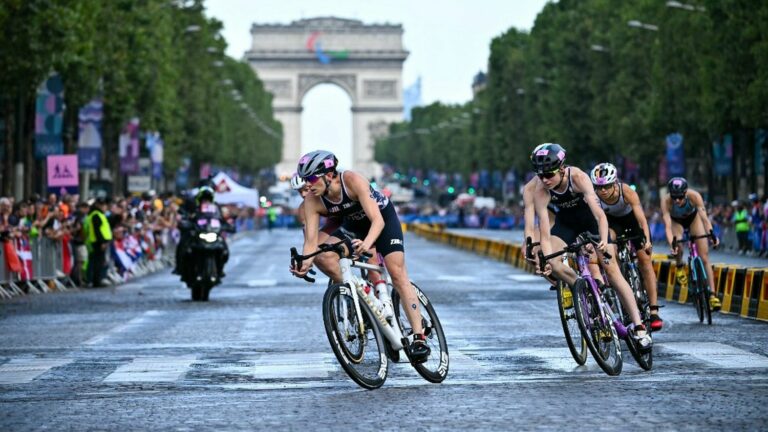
298, 74, 357, 100
367, 120, 389, 147
263, 80, 292, 98
363, 80, 397, 99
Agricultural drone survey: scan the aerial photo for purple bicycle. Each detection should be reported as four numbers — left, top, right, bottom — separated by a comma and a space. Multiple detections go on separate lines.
538, 233, 623, 376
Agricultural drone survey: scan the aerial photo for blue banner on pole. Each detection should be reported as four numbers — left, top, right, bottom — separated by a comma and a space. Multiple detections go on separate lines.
756, 129, 766, 176
34, 73, 65, 159
77, 98, 103, 170
712, 134, 733, 176
665, 133, 685, 177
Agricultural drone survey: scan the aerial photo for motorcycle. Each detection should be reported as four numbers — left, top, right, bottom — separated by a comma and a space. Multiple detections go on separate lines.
180, 213, 232, 301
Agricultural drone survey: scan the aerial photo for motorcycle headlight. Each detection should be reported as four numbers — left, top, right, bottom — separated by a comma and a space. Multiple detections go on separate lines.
199, 232, 218, 243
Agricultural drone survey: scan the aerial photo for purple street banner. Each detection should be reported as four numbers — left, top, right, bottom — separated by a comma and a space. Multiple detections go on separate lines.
119, 117, 140, 174
34, 73, 65, 159
77, 98, 103, 170
665, 133, 685, 177
47, 155, 79, 195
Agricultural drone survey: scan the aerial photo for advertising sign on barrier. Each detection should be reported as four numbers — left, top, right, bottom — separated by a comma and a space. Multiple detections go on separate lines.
46, 154, 79, 195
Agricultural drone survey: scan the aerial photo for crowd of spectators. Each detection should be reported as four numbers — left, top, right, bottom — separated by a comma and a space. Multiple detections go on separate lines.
0, 191, 260, 291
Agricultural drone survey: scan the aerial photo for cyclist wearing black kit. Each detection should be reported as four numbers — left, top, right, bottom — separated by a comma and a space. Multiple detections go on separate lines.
530, 143, 652, 350
289, 150, 430, 363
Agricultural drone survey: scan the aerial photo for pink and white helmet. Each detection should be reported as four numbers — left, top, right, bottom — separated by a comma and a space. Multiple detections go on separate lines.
590, 163, 618, 186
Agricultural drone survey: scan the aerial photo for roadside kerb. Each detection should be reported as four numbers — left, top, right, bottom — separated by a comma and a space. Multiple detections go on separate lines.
409, 223, 768, 323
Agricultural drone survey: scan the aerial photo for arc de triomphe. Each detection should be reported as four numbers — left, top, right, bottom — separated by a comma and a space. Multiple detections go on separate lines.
246, 17, 408, 178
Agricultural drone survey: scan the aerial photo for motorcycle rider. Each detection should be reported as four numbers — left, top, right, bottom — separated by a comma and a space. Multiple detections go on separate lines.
174, 179, 229, 279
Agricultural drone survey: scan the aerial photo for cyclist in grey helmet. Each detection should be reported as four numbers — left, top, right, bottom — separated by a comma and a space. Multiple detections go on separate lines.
290, 150, 431, 363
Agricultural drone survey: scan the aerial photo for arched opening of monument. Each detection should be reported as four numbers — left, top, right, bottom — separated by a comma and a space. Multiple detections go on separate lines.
301, 84, 353, 170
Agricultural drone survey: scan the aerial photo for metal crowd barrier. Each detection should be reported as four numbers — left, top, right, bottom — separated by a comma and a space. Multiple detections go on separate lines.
1, 227, 215, 300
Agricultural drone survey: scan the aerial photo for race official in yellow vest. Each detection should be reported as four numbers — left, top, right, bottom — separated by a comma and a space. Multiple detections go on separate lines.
85, 197, 112, 287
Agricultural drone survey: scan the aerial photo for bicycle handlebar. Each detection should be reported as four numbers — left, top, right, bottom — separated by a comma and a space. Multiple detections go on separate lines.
536, 232, 611, 272
290, 237, 373, 283
525, 236, 540, 260
671, 230, 716, 250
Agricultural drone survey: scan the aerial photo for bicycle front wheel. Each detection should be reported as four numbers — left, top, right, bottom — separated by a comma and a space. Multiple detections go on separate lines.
322, 283, 388, 389
392, 282, 449, 383
694, 259, 713, 325
556, 281, 587, 365
689, 262, 705, 323
573, 282, 623, 376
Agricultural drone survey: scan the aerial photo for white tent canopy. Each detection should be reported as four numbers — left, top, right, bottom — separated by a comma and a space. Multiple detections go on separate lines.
210, 172, 259, 208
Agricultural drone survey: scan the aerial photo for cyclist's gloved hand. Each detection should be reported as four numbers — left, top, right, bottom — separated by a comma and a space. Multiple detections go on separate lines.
711, 232, 720, 248
597, 240, 608, 254
351, 238, 371, 257
536, 259, 552, 277
642, 241, 653, 255
289, 260, 313, 278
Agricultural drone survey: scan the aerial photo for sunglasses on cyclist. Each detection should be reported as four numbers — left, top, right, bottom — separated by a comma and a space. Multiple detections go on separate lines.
672, 195, 685, 201
537, 170, 559, 180
594, 184, 613, 191
302, 174, 323, 184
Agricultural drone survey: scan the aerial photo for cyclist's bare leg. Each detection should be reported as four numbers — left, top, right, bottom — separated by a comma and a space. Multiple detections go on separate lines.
383, 251, 424, 334
689, 217, 717, 295
547, 235, 579, 286
599, 245, 644, 327
314, 235, 343, 282
637, 244, 658, 306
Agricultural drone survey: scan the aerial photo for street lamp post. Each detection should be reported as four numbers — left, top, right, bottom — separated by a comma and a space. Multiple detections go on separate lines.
628, 20, 659, 32
666, 1, 706, 12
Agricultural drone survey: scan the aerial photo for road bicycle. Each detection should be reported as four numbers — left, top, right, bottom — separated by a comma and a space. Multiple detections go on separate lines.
526, 237, 587, 366
537, 233, 624, 376
290, 238, 449, 389
672, 230, 717, 325
609, 232, 653, 370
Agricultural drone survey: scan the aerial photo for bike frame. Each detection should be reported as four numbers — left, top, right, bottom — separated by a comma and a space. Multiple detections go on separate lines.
337, 256, 407, 351
572, 250, 629, 339
682, 233, 708, 297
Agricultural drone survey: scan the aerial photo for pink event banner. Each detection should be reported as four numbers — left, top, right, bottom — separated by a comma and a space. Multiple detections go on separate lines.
47, 155, 79, 187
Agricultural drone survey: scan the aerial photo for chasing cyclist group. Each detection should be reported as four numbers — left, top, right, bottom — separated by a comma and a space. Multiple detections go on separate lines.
287, 144, 721, 362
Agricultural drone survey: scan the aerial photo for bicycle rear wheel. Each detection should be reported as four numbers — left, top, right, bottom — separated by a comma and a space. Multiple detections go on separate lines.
573, 281, 623, 376
619, 266, 653, 370
556, 281, 587, 365
322, 283, 388, 389
392, 282, 449, 383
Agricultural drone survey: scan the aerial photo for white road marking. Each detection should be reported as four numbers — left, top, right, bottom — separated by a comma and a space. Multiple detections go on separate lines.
103, 356, 198, 382
506, 275, 542, 282
247, 353, 335, 379
0, 358, 70, 384
660, 342, 768, 368
83, 310, 164, 346
247, 279, 278, 287
437, 275, 475, 282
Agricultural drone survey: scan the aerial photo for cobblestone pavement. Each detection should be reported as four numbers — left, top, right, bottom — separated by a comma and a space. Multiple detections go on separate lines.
1, 230, 767, 431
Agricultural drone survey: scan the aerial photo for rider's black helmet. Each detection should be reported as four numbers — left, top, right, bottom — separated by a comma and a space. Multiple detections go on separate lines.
668, 177, 688, 198
530, 143, 566, 174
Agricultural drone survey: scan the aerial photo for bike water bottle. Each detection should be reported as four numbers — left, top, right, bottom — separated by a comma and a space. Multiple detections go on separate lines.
364, 282, 385, 314
374, 280, 394, 318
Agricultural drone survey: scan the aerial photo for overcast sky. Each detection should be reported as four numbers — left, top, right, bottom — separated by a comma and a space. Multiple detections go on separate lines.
205, 0, 551, 168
